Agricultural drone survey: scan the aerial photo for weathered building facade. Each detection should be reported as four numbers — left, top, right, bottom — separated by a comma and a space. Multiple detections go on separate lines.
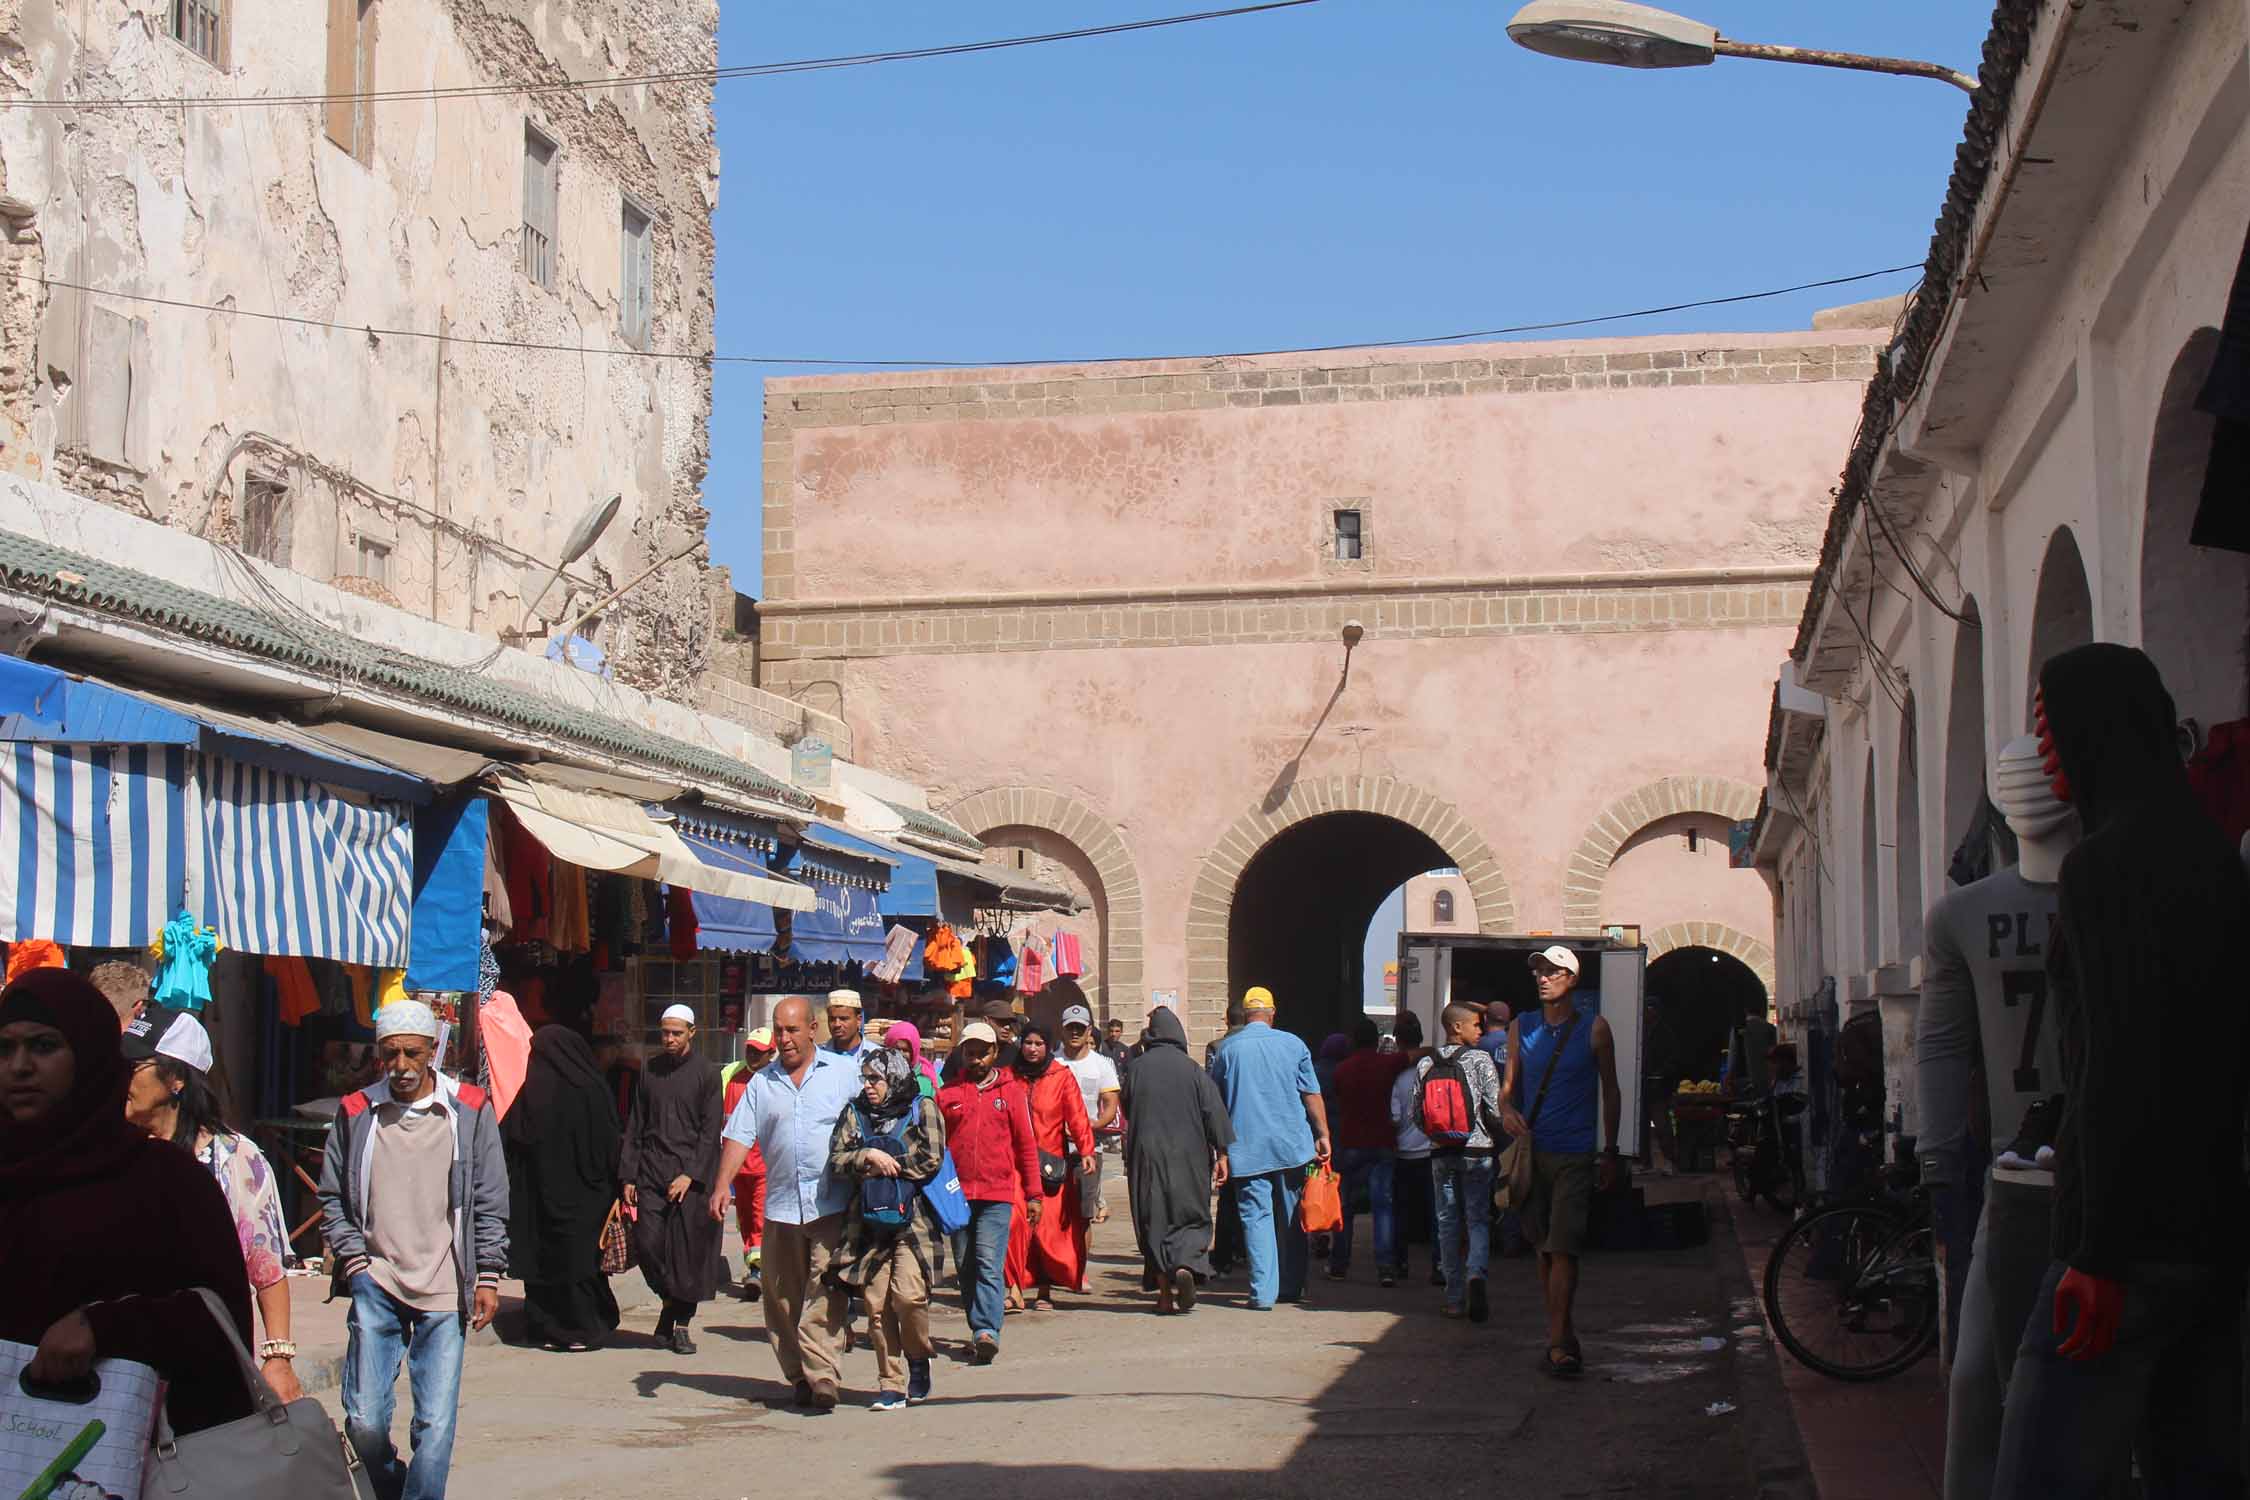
1752, 0, 2250, 1140
757, 323, 1889, 1041
0, 0, 720, 693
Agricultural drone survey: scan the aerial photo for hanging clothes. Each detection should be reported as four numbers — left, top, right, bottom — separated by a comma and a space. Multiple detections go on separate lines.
874, 924, 918, 984
951, 947, 978, 1001
502, 811, 553, 945
344, 967, 376, 1029
666, 886, 699, 960
1016, 937, 1047, 996
925, 924, 967, 976
2187, 718, 2250, 847
149, 913, 221, 1013
264, 956, 321, 1027
374, 968, 408, 1015
4, 940, 65, 985
987, 936, 1017, 987
1052, 932, 1084, 979
482, 824, 513, 938
550, 862, 591, 953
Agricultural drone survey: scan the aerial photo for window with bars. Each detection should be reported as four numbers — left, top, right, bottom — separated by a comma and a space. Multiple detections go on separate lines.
620, 202, 653, 348
1334, 508, 1364, 562
522, 125, 559, 289
242, 474, 294, 569
324, 0, 375, 162
171, 0, 224, 64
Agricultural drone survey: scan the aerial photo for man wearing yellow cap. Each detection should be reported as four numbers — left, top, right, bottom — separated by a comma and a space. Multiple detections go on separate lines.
720, 1026, 777, 1299
1208, 986, 1332, 1310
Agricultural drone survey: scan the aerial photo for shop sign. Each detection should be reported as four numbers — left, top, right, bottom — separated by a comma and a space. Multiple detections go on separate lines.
791, 735, 833, 791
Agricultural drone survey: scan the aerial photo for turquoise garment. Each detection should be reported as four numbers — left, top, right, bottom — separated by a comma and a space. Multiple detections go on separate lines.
1208, 1021, 1320, 1177
152, 910, 219, 1012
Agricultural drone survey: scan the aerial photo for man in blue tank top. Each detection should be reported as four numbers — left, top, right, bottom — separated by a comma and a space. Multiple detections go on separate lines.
1499, 946, 1620, 1380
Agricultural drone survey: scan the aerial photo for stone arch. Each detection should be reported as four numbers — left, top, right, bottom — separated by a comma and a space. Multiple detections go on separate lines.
943, 787, 1144, 1018
1184, 775, 1516, 1031
1560, 775, 1763, 929
1645, 921, 1776, 996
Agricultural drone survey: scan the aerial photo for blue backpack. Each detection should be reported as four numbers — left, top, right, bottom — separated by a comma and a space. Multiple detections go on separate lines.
855, 1106, 919, 1229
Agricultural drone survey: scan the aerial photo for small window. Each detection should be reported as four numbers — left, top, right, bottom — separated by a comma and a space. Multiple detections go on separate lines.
620, 202, 653, 348
1432, 889, 1455, 925
242, 474, 294, 568
354, 533, 391, 588
172, 0, 225, 64
1334, 508, 1363, 562
324, 0, 376, 162
522, 124, 559, 289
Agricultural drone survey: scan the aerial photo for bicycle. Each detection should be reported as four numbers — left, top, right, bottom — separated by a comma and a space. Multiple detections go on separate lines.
1726, 1089, 1807, 1212
1762, 1171, 1939, 1382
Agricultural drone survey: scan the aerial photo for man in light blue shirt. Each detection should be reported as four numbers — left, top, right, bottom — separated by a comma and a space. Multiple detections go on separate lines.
1208, 987, 1332, 1310
710, 996, 860, 1411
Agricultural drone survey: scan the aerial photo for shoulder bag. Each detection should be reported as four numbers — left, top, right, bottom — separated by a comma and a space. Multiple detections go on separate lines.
1495, 1013, 1580, 1213
139, 1288, 374, 1499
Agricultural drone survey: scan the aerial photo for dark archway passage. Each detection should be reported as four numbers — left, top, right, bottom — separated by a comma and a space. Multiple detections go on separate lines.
1229, 811, 1454, 1044
1645, 946, 1769, 1089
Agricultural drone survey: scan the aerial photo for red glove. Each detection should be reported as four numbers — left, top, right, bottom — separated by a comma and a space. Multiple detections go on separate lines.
2053, 1267, 2123, 1360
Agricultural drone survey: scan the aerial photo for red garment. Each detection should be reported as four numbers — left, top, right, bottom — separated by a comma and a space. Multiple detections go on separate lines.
2187, 718, 2250, 846
1052, 932, 1084, 977
500, 809, 553, 944
1331, 1048, 1414, 1151
667, 886, 699, 960
937, 1074, 1040, 1202
264, 955, 321, 1027
1009, 1065, 1093, 1292
722, 1071, 768, 1249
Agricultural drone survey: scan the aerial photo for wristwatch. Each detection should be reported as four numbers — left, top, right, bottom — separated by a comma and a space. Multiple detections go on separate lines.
258, 1340, 297, 1361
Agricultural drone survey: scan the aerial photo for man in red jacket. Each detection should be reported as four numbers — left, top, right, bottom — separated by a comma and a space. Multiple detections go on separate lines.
937, 1020, 1041, 1365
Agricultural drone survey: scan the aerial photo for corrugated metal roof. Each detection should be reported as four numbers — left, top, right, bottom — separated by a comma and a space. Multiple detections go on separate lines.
0, 528, 816, 811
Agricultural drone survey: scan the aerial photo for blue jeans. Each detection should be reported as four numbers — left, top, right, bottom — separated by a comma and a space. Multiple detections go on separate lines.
1993, 1259, 2242, 1500
1236, 1167, 1309, 1309
957, 1200, 1014, 1341
343, 1276, 465, 1500
1329, 1147, 1397, 1274
1433, 1155, 1495, 1305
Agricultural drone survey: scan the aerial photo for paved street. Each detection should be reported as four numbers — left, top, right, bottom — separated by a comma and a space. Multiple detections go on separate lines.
325, 1176, 1808, 1498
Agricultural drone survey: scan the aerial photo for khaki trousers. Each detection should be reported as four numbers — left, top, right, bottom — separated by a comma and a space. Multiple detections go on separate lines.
763, 1215, 846, 1391
865, 1247, 935, 1391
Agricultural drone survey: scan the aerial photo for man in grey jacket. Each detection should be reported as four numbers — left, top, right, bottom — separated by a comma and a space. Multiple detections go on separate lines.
318, 1000, 507, 1500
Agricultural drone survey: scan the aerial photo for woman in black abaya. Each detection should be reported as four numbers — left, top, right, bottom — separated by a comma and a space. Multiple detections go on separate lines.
504, 1023, 624, 1350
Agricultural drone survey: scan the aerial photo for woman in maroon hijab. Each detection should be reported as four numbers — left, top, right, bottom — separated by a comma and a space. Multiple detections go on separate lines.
0, 967, 255, 1434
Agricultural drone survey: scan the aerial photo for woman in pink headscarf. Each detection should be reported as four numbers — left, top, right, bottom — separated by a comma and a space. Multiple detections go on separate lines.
886, 1021, 940, 1098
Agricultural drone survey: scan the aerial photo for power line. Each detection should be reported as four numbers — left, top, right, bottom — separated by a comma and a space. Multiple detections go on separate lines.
0, 2, 1322, 113
35, 262, 1922, 371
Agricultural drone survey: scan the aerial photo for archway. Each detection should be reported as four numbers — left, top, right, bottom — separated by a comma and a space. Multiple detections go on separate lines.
945, 787, 1143, 1022
2140, 327, 2249, 729
1645, 944, 1770, 1089
2026, 527, 2094, 727
1941, 600, 1988, 883
1186, 775, 1514, 1044
1561, 775, 1762, 929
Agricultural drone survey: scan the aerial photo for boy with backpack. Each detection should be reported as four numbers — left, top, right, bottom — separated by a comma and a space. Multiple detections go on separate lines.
826, 1048, 950, 1411
1414, 1002, 1504, 1322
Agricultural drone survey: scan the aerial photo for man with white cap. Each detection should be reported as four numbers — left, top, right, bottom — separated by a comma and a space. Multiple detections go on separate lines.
623, 1003, 725, 1354
825, 988, 871, 1061
1499, 945, 1621, 1380
1058, 1004, 1121, 1228
318, 997, 508, 1500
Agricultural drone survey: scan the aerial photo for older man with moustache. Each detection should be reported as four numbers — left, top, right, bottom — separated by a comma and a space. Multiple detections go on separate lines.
710, 996, 861, 1411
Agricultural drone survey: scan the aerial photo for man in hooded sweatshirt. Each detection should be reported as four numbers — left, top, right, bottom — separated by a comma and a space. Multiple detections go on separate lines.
1991, 643, 2250, 1499
1122, 1006, 1234, 1312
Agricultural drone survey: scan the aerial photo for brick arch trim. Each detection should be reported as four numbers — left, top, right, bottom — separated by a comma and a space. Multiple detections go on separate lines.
1646, 921, 1776, 997
1184, 775, 1517, 1029
942, 787, 1143, 1015
1561, 775, 1763, 929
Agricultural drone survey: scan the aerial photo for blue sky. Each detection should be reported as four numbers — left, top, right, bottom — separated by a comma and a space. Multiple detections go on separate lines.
708, 2, 1994, 592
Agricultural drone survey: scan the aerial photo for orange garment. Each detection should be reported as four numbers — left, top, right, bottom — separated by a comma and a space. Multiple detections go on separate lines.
4, 940, 64, 983
264, 956, 320, 1026
550, 861, 590, 953
924, 924, 967, 975
1006, 1064, 1093, 1293
345, 966, 374, 1028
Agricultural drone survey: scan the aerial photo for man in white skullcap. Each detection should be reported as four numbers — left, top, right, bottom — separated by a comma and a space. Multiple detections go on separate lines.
824, 988, 870, 1061
623, 1001, 725, 1353
318, 996, 507, 1500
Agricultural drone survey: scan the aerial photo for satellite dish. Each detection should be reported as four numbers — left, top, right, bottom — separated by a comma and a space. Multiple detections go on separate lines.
525, 493, 622, 619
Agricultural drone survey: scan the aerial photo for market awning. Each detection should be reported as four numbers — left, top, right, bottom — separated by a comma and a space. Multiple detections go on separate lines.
293, 720, 497, 787
0, 741, 196, 949
784, 879, 888, 966
681, 833, 781, 954
487, 775, 813, 911
926, 850, 1079, 912
200, 753, 415, 967
794, 826, 893, 892
801, 823, 936, 917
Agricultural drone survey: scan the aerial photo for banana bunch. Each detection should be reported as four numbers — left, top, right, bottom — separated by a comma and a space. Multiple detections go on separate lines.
1678, 1080, 1722, 1095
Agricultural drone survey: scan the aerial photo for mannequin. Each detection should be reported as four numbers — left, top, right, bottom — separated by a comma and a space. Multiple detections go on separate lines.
1990, 644, 2250, 1499
1918, 735, 2074, 1500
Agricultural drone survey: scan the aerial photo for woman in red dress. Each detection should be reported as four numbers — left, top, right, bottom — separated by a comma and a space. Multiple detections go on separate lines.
1004, 1024, 1094, 1307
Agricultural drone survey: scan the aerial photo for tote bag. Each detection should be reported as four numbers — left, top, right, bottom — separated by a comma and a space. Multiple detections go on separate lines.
0, 1340, 161, 1500
921, 1147, 972, 1235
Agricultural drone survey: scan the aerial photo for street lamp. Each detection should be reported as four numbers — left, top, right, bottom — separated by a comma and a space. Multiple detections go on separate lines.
1505, 1, 1977, 94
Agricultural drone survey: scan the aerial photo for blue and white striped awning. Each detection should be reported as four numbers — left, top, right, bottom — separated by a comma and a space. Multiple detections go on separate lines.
200, 755, 414, 967
0, 742, 196, 949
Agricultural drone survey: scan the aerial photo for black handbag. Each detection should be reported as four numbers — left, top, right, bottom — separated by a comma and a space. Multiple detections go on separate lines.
1038, 1150, 1068, 1194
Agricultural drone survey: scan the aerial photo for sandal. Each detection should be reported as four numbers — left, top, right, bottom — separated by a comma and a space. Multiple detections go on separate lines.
1543, 1344, 1584, 1379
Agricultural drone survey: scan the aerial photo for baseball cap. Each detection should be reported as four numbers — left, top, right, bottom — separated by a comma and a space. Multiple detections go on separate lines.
121, 1005, 206, 1069
1060, 1005, 1093, 1029
959, 1020, 1000, 1047
1243, 985, 1276, 1012
1530, 945, 1581, 976
744, 1026, 775, 1052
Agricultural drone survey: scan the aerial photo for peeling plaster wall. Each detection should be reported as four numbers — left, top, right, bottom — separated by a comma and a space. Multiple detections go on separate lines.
0, 0, 719, 695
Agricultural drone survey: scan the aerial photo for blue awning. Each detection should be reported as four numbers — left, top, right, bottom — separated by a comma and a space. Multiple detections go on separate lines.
785, 879, 888, 966
803, 824, 938, 917
683, 831, 781, 954
665, 802, 783, 855
405, 792, 488, 992
793, 827, 892, 892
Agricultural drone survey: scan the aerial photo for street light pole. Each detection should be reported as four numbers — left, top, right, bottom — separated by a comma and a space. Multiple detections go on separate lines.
1506, 1, 1976, 95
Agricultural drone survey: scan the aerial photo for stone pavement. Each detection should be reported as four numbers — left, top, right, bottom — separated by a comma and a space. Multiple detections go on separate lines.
1725, 1188, 1946, 1500
321, 1174, 1816, 1498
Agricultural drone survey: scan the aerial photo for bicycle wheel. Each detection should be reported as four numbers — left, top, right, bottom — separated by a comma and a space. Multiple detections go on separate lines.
1763, 1204, 1938, 1382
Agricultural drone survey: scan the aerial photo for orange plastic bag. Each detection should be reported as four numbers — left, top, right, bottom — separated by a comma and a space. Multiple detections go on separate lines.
1300, 1165, 1343, 1234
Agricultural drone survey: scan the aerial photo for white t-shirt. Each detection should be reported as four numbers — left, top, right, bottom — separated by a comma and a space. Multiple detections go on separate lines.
1063, 1050, 1121, 1126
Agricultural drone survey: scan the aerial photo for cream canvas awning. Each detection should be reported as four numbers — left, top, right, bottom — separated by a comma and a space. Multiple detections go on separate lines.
487, 775, 814, 911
